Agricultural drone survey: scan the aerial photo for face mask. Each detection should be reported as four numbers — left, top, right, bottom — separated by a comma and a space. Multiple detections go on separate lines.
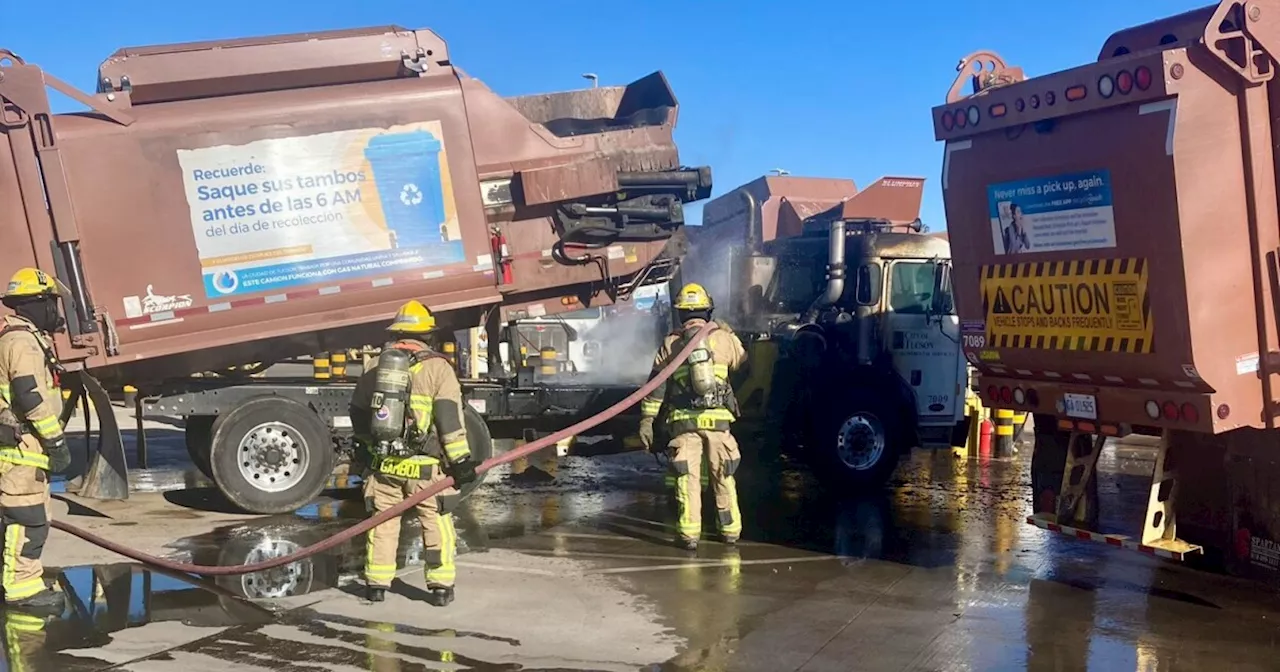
16, 298, 65, 334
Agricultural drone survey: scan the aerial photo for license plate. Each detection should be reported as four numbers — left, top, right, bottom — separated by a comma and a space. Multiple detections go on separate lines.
1062, 393, 1098, 420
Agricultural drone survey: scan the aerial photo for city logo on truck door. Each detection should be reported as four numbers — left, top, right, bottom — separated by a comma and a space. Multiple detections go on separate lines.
980, 258, 1152, 353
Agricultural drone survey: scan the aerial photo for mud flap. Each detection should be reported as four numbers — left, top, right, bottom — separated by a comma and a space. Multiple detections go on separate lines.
74, 371, 129, 500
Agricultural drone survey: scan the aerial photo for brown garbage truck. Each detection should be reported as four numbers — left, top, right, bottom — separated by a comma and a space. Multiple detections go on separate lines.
933, 0, 1280, 579
679, 175, 968, 488
0, 26, 709, 513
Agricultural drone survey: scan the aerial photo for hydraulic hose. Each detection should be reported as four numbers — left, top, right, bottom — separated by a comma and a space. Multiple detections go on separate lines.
50, 320, 719, 576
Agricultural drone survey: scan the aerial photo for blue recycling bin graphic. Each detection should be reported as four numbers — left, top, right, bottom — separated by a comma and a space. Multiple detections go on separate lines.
364, 131, 448, 249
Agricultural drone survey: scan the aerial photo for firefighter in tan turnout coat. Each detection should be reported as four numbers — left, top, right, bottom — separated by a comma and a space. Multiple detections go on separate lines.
639, 283, 749, 551
0, 268, 73, 613
350, 300, 479, 606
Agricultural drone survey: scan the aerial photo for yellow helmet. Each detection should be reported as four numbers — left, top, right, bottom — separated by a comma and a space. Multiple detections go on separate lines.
387, 300, 437, 333
673, 282, 713, 311
2, 268, 61, 300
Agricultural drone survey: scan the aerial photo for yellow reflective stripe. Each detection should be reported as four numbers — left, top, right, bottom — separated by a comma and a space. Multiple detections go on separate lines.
3, 523, 42, 601
640, 399, 662, 417
377, 455, 438, 479
29, 415, 61, 439
0, 450, 48, 469
668, 408, 735, 422
426, 513, 457, 586
675, 473, 699, 539
409, 395, 433, 432
0, 384, 8, 403
443, 439, 469, 461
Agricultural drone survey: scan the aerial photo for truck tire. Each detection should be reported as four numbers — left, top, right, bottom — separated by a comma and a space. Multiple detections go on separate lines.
208, 397, 335, 514
185, 416, 215, 480
808, 393, 905, 490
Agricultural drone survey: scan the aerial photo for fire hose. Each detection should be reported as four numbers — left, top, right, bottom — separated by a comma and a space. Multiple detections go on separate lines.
49, 321, 719, 576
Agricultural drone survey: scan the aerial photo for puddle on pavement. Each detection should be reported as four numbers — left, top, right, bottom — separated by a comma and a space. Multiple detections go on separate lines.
25, 442, 1280, 670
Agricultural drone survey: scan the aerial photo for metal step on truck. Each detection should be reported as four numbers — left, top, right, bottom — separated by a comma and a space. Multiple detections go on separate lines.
0, 26, 710, 514
933, 0, 1280, 580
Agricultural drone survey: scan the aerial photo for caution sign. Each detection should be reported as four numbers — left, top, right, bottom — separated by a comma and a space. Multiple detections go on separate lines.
980, 258, 1153, 353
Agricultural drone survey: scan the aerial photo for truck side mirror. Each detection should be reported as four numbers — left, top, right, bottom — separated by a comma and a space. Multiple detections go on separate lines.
931, 262, 955, 315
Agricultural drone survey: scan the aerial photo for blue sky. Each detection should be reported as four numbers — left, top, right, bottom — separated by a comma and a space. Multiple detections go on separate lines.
4, 0, 1205, 231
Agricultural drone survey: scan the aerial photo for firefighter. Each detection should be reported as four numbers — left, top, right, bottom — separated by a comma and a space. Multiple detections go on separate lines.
350, 300, 479, 606
638, 283, 749, 551
0, 268, 72, 613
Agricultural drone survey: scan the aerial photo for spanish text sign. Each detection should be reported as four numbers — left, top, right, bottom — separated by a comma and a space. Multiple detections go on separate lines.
980, 258, 1153, 353
987, 169, 1116, 255
177, 121, 465, 298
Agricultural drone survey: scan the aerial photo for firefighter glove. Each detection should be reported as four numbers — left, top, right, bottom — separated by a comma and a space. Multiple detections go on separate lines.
449, 455, 479, 486
0, 424, 18, 447
45, 438, 71, 474
638, 417, 655, 452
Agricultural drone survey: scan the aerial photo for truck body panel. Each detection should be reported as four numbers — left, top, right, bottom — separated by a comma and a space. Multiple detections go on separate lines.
933, 15, 1267, 433
1, 27, 698, 386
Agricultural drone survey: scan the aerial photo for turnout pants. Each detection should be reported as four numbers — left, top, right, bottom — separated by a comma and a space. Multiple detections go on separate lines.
363, 468, 460, 589
0, 454, 50, 604
669, 430, 742, 542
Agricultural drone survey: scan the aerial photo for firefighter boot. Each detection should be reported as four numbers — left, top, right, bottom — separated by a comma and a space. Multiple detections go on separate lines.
425, 586, 455, 607
9, 588, 65, 615
367, 585, 386, 603
676, 537, 698, 552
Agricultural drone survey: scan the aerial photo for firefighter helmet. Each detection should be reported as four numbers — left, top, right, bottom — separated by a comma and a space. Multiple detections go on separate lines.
387, 300, 437, 333
673, 283, 713, 311
1, 268, 62, 300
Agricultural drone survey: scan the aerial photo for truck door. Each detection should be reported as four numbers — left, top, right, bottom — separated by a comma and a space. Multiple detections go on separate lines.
885, 259, 962, 424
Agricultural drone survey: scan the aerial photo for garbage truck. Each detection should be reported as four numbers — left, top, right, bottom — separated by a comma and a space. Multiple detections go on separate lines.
678, 175, 968, 488
0, 26, 710, 514
933, 0, 1280, 579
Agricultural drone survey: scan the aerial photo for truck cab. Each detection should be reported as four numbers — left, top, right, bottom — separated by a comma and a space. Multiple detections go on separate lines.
684, 175, 967, 489
744, 217, 966, 486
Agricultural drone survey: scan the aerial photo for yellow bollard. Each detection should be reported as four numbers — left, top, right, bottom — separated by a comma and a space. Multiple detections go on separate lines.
994, 408, 1015, 458
122, 385, 138, 407
1012, 411, 1028, 439
313, 353, 331, 380
539, 347, 558, 376
331, 351, 347, 378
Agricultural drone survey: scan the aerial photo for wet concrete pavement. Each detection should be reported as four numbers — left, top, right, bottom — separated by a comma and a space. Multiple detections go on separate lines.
18, 436, 1280, 670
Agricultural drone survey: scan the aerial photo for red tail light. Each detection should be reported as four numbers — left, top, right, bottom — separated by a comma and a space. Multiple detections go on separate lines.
1116, 70, 1134, 94
1135, 66, 1153, 90
987, 385, 999, 403
941, 111, 955, 131
1181, 403, 1200, 424
1162, 401, 1179, 421
1000, 386, 1013, 404
954, 109, 967, 128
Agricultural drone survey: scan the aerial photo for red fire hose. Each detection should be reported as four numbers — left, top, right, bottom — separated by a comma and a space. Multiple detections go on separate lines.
49, 321, 719, 576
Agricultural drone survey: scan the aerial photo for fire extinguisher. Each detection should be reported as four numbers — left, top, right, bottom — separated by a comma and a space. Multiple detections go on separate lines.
490, 227, 513, 285
978, 418, 994, 459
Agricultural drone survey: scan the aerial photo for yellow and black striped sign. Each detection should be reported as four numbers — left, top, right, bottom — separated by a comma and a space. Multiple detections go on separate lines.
980, 257, 1152, 353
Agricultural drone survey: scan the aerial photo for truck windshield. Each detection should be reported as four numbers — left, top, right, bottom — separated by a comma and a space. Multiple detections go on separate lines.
767, 255, 828, 313
889, 261, 951, 315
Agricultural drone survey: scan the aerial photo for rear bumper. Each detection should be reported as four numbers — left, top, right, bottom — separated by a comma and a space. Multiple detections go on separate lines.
978, 375, 1211, 433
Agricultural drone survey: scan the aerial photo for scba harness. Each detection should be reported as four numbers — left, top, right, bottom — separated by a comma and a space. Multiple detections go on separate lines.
367, 341, 451, 480
665, 325, 739, 434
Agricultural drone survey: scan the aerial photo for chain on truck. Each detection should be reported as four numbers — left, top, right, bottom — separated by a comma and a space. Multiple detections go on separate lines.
0, 26, 712, 515
934, 0, 1280, 580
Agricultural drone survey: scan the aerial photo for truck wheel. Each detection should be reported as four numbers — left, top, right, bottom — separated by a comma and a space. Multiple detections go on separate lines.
185, 416, 215, 480
209, 397, 335, 514
457, 404, 493, 502
809, 396, 904, 490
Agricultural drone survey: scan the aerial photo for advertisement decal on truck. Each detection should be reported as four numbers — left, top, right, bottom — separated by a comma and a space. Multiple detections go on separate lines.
980, 258, 1152, 353
987, 169, 1116, 255
177, 121, 466, 298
